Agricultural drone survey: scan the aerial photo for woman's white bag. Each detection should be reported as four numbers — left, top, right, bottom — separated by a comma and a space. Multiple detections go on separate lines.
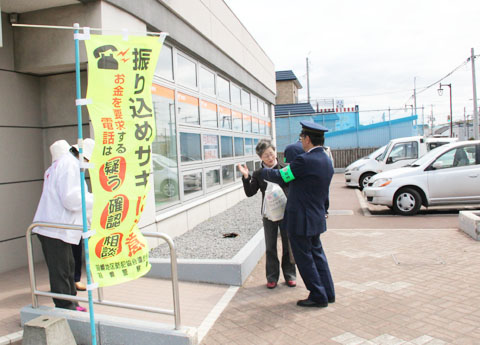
263, 181, 287, 221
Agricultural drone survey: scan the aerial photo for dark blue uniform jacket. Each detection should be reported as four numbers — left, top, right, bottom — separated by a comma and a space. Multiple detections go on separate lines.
262, 146, 333, 237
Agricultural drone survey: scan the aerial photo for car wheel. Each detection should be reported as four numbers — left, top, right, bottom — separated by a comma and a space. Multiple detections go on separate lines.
392, 188, 421, 216
359, 172, 375, 191
160, 179, 177, 198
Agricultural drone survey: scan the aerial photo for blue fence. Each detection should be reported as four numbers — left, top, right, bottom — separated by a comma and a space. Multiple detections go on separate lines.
275, 113, 418, 151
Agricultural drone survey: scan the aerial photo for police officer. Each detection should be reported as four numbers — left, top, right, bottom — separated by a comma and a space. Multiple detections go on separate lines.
261, 121, 334, 308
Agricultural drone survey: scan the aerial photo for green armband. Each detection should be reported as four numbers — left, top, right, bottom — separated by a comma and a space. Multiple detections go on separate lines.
279, 165, 295, 183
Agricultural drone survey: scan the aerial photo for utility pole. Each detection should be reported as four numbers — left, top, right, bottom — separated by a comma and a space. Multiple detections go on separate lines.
413, 77, 417, 116
430, 105, 434, 135
471, 48, 479, 139
306, 57, 311, 104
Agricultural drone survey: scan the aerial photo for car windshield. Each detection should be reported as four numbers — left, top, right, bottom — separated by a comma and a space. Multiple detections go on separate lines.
370, 145, 387, 159
377, 143, 391, 161
408, 145, 449, 167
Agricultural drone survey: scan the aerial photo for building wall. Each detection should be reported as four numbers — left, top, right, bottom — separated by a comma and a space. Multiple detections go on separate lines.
275, 81, 297, 104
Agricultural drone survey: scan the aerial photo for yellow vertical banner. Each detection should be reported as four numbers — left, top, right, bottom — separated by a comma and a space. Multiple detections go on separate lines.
85, 34, 163, 287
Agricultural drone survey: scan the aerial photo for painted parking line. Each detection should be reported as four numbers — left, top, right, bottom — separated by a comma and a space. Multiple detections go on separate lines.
355, 189, 371, 216
328, 210, 354, 216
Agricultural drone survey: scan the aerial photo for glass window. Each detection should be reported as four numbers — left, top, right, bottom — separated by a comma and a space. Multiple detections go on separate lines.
217, 76, 230, 102
200, 67, 215, 96
177, 54, 197, 88
155, 45, 173, 80
222, 164, 234, 184
433, 145, 477, 169
255, 161, 261, 170
180, 132, 201, 162
243, 114, 252, 133
252, 117, 259, 133
266, 121, 271, 135
258, 100, 265, 116
388, 142, 418, 163
245, 138, 253, 155
206, 168, 221, 189
200, 100, 217, 128
234, 137, 244, 156
241, 89, 250, 110
235, 163, 244, 179
251, 96, 258, 114
232, 111, 242, 131
152, 85, 179, 208
221, 136, 233, 158
178, 92, 199, 125
231, 85, 241, 106
253, 138, 259, 147
183, 171, 202, 196
203, 134, 219, 160
259, 120, 266, 134
246, 161, 254, 172
219, 106, 232, 130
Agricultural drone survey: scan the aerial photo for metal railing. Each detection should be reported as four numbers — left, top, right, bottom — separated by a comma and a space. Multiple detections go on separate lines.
26, 222, 181, 329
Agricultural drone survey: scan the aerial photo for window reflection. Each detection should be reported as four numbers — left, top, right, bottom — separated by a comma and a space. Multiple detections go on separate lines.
231, 85, 241, 106
232, 111, 242, 131
245, 138, 253, 155
221, 136, 233, 158
243, 114, 252, 133
155, 45, 173, 80
203, 134, 219, 160
217, 76, 230, 102
178, 92, 200, 125
246, 161, 254, 172
201, 100, 217, 128
219, 106, 232, 130
254, 161, 261, 170
177, 54, 197, 88
200, 67, 215, 96
222, 164, 234, 184
206, 168, 220, 189
180, 132, 202, 162
152, 85, 179, 208
252, 117, 259, 133
183, 171, 202, 196
241, 89, 250, 110
234, 137, 244, 156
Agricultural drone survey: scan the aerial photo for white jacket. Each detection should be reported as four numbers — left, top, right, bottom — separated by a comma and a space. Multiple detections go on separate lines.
33, 152, 93, 244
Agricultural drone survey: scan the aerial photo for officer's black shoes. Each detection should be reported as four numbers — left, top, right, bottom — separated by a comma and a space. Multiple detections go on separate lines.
296, 299, 328, 308
328, 297, 335, 303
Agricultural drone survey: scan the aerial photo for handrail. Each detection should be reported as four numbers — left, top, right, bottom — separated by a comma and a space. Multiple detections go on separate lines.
26, 222, 181, 329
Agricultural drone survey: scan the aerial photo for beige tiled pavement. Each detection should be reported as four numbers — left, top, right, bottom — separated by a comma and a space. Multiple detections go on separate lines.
2, 174, 480, 345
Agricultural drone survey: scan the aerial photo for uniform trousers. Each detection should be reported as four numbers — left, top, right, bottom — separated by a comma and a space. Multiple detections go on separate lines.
289, 233, 334, 303
263, 217, 296, 283
38, 235, 78, 310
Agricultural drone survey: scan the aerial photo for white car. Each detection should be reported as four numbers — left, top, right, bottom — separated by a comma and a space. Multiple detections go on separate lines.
344, 145, 386, 189
363, 140, 480, 215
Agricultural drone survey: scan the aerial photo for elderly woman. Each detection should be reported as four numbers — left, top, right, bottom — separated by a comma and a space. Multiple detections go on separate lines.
237, 140, 296, 289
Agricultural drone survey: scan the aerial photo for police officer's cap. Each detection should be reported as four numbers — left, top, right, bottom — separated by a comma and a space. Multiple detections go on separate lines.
300, 121, 329, 134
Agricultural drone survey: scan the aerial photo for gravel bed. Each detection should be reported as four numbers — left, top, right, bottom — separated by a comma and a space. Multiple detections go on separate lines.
150, 193, 263, 260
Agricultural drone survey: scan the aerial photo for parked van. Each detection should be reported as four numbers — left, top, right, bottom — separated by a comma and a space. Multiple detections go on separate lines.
348, 136, 457, 190
344, 145, 386, 189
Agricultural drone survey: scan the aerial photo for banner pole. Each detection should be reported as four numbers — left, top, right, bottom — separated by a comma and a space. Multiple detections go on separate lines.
73, 22, 97, 345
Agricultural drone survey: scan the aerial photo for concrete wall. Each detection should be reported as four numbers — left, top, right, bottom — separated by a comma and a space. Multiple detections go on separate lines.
275, 81, 297, 104
106, 0, 276, 103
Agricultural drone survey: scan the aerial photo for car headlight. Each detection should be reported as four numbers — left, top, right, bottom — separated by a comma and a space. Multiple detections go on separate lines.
372, 178, 392, 187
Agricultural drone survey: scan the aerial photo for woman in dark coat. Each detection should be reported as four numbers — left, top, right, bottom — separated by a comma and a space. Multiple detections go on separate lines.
237, 140, 296, 289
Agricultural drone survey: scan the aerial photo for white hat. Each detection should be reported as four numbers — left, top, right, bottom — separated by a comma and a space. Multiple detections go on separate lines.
49, 140, 70, 163
73, 138, 95, 161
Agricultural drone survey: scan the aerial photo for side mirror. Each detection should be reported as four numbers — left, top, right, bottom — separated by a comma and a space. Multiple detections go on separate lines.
432, 161, 443, 170
386, 157, 393, 164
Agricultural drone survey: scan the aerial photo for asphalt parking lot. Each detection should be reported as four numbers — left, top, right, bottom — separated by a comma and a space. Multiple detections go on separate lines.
201, 173, 480, 345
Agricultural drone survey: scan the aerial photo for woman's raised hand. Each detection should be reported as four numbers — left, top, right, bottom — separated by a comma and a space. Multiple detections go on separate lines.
237, 163, 249, 178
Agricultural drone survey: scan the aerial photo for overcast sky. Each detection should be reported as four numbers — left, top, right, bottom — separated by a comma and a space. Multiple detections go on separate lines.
225, 0, 480, 125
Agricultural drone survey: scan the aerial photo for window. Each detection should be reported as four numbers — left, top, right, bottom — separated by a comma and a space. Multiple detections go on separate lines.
155, 45, 173, 80
259, 100, 265, 116
388, 142, 418, 163
252, 117, 259, 134
266, 122, 271, 135
433, 145, 477, 169
246, 161, 254, 172
245, 138, 253, 155
232, 111, 242, 131
217, 76, 230, 102
177, 54, 197, 88
231, 85, 241, 106
235, 163, 244, 179
255, 161, 261, 170
200, 67, 215, 96
206, 168, 221, 189
200, 100, 217, 128
251, 96, 258, 114
259, 119, 266, 134
222, 164, 234, 184
152, 85, 179, 208
241, 89, 250, 110
180, 132, 201, 162
221, 136, 233, 158
178, 92, 199, 125
203, 134, 219, 160
219, 106, 232, 130
183, 171, 202, 196
243, 114, 252, 133
234, 137, 244, 156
